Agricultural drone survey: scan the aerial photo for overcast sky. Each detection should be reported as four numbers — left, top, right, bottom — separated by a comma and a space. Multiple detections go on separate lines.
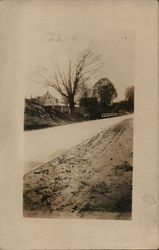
21, 1, 135, 101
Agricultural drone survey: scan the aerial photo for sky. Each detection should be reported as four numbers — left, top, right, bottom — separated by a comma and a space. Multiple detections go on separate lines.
21, 1, 135, 102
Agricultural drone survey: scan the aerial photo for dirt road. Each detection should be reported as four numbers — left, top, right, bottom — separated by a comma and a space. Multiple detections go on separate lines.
24, 117, 133, 219
24, 114, 133, 173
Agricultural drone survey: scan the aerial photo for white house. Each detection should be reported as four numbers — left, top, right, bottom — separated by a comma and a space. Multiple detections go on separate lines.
38, 91, 59, 107
36, 91, 70, 113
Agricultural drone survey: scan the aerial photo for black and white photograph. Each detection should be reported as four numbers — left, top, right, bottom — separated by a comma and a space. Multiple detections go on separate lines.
23, 1, 134, 220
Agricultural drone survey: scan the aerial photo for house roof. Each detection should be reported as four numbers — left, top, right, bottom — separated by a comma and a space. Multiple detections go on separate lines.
42, 90, 58, 100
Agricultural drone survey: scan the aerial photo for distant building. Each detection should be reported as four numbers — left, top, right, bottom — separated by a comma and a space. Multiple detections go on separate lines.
35, 90, 70, 113
38, 91, 59, 107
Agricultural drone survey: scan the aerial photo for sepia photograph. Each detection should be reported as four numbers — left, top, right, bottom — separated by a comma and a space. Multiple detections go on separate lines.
0, 0, 158, 249
23, 1, 134, 220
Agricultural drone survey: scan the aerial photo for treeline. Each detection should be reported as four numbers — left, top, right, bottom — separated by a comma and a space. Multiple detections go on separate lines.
78, 78, 134, 119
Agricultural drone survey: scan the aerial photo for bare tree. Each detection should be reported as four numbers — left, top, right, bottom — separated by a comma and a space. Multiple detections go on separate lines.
40, 48, 101, 116
125, 86, 134, 111
125, 86, 134, 102
79, 83, 92, 99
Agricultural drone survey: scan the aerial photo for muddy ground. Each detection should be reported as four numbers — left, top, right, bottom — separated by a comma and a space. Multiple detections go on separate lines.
23, 118, 133, 220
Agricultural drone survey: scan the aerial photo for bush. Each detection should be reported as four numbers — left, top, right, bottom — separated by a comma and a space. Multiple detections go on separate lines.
79, 97, 98, 119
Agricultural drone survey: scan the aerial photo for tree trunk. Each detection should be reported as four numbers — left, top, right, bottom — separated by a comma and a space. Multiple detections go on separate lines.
68, 95, 75, 117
